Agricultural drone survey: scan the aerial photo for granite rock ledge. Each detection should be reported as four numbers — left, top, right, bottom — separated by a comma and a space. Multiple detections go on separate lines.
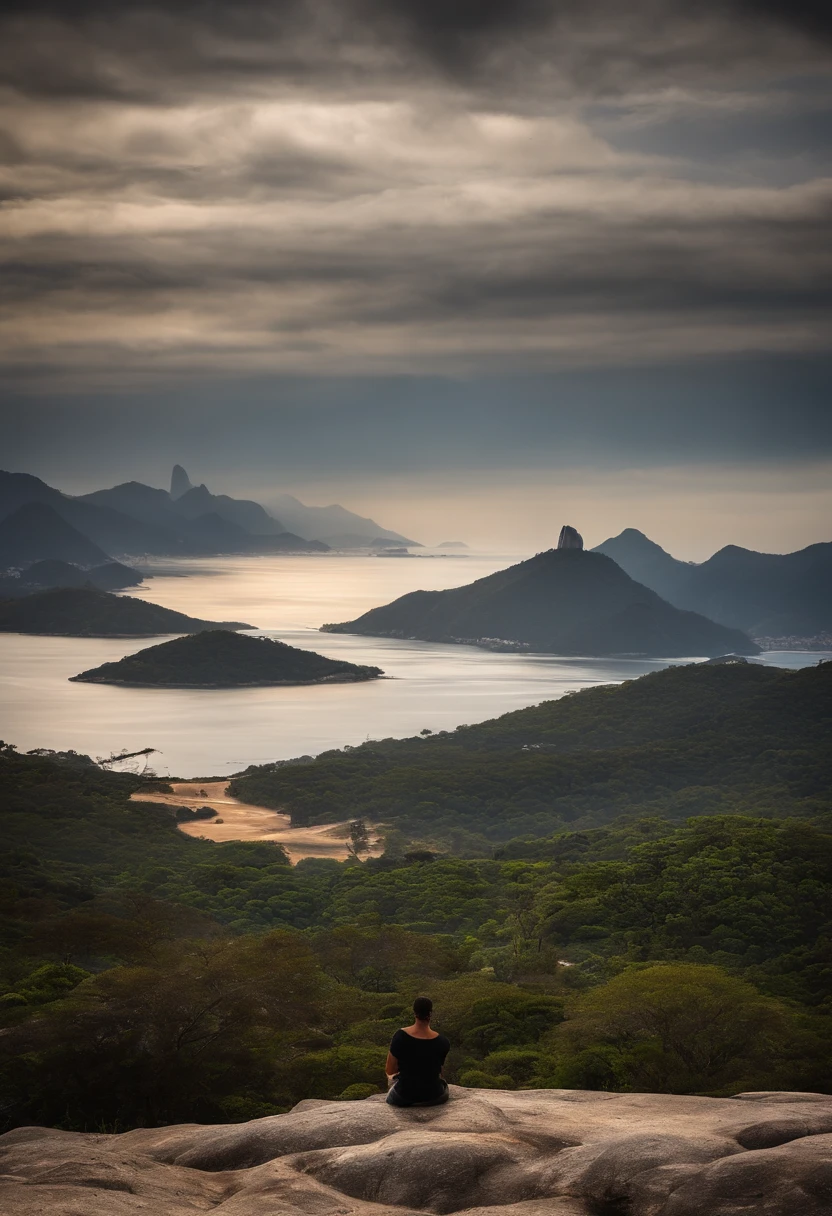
1, 1087, 832, 1216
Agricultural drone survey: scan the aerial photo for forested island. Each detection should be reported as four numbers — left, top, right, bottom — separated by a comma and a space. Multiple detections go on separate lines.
322, 548, 758, 657
0, 587, 252, 637
71, 629, 385, 687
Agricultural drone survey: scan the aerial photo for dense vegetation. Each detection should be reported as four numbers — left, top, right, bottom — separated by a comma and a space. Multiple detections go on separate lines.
0, 586, 252, 636
323, 548, 758, 656
71, 629, 384, 686
231, 661, 832, 849
1, 736, 830, 1130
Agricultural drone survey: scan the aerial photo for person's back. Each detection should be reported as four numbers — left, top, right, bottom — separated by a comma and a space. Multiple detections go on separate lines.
385, 996, 450, 1107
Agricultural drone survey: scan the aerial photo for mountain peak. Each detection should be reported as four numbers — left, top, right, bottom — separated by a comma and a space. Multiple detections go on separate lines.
557, 524, 583, 550
170, 465, 193, 500
324, 545, 758, 658
598, 528, 673, 556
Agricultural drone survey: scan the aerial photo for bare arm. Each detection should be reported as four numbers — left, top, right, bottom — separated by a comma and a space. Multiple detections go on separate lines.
385, 1052, 398, 1078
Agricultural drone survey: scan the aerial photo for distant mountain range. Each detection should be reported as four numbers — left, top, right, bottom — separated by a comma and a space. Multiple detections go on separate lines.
71, 630, 384, 687
0, 502, 111, 568
0, 587, 252, 637
323, 547, 758, 657
0, 466, 413, 567
268, 492, 417, 549
593, 529, 832, 638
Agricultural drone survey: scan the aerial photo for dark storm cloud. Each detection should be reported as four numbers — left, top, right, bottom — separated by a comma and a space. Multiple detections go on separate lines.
0, 0, 830, 389
1, 0, 830, 104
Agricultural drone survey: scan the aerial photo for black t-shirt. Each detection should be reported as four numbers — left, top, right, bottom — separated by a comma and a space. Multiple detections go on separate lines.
389, 1029, 450, 1101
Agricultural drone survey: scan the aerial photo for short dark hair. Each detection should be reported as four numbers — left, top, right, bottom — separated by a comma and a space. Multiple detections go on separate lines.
413, 996, 433, 1020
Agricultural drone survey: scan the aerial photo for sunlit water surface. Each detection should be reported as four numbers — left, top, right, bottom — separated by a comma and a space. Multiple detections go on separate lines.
1, 553, 826, 777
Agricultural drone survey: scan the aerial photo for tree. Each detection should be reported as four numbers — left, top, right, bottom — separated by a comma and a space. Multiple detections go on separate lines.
347, 818, 371, 858
0, 931, 326, 1128
556, 963, 802, 1093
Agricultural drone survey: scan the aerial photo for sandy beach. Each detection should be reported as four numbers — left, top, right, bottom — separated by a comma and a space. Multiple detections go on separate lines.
131, 780, 380, 864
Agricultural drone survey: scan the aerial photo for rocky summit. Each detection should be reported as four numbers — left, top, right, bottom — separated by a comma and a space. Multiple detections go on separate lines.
557, 525, 583, 551
2, 1086, 832, 1216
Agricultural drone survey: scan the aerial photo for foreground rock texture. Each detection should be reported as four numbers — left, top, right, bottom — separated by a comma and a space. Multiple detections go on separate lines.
2, 1088, 831, 1216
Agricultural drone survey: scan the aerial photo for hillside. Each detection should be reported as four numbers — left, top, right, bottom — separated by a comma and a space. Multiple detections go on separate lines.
24, 559, 142, 590
0, 587, 252, 636
173, 483, 285, 534
0, 560, 143, 599
71, 629, 384, 686
78, 480, 327, 553
681, 542, 832, 637
323, 548, 758, 657
230, 659, 832, 845
593, 527, 692, 600
0, 471, 186, 556
594, 529, 832, 637
271, 492, 418, 547
0, 503, 110, 568
0, 470, 328, 559
1, 741, 830, 1133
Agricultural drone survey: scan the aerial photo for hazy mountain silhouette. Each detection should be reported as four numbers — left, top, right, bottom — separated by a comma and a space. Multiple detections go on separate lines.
0, 471, 326, 558
173, 483, 286, 535
78, 480, 291, 545
323, 547, 759, 657
593, 528, 691, 601
270, 493, 417, 547
170, 464, 193, 499
0, 472, 176, 557
1, 468, 414, 558
71, 629, 384, 686
0, 503, 110, 568
0, 587, 252, 637
594, 529, 832, 636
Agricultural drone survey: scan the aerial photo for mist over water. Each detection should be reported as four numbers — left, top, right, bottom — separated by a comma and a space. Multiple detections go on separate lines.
0, 553, 825, 778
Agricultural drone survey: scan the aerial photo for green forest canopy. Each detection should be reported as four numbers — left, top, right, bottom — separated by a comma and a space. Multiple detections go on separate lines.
1, 724, 830, 1130
230, 660, 832, 848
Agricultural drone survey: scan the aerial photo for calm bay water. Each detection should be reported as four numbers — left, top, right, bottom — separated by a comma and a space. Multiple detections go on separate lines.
1, 552, 826, 778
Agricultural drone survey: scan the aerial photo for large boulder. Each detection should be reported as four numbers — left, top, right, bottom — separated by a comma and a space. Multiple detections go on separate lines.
557, 526, 583, 551
2, 1088, 832, 1216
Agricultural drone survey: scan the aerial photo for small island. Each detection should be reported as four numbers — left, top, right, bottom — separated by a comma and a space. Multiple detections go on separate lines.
70, 629, 385, 687
0, 586, 252, 637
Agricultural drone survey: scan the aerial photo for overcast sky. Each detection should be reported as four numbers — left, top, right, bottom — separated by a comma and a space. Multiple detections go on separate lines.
1, 0, 830, 555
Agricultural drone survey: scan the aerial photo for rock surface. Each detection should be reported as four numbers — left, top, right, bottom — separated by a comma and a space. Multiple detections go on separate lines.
557, 525, 583, 551
170, 464, 194, 500
2, 1088, 832, 1216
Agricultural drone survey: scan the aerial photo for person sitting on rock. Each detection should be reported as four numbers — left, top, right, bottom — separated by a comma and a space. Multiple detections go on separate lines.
385, 996, 450, 1107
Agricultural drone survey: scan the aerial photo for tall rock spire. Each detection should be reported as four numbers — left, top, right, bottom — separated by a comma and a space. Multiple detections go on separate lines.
170, 465, 193, 500
557, 525, 583, 550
